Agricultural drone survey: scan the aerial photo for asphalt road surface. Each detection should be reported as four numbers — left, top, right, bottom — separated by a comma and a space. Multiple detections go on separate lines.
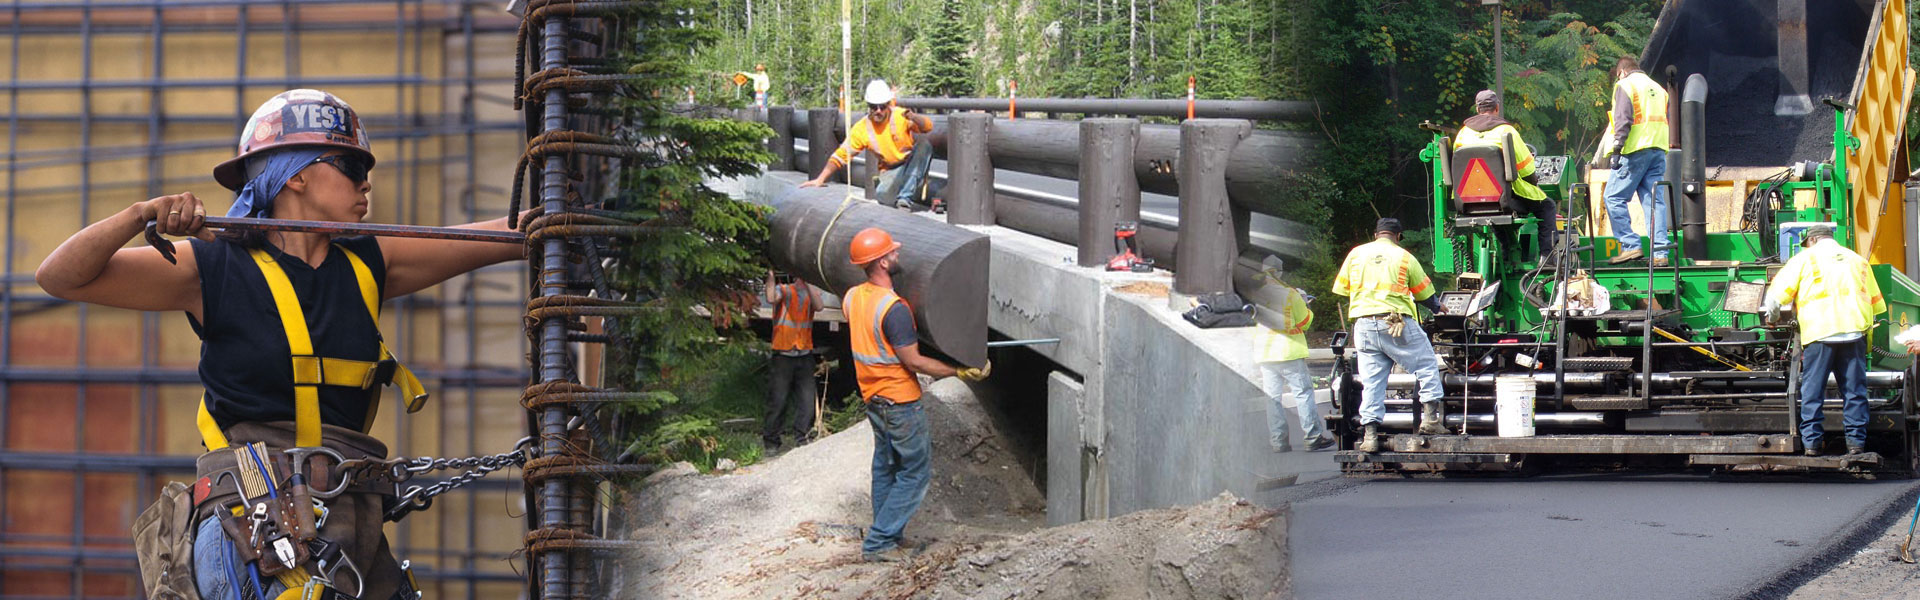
1272, 471, 1919, 599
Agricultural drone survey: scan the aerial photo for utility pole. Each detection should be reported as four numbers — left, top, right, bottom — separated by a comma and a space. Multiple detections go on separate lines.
1485, 0, 1503, 115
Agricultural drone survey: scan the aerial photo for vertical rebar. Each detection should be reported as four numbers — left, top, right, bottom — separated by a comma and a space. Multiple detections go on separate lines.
0, 5, 20, 593
73, 8, 94, 596
536, 10, 575, 599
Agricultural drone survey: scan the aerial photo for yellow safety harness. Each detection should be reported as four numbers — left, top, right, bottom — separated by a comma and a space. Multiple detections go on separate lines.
196, 244, 428, 450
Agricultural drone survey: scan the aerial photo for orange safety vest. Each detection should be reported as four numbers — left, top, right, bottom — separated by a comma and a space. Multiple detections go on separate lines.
844, 282, 921, 404
770, 283, 815, 352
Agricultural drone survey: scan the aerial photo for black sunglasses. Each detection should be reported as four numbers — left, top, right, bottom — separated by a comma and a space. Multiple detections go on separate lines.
311, 154, 371, 184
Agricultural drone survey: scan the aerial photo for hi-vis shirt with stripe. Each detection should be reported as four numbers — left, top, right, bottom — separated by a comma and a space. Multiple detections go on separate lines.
1255, 282, 1314, 363
1332, 238, 1435, 319
1606, 71, 1670, 155
770, 283, 815, 352
1453, 123, 1547, 201
844, 283, 922, 403
828, 110, 932, 171
1765, 238, 1887, 346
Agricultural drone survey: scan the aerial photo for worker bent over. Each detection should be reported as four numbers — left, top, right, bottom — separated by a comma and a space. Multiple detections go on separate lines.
1249, 256, 1332, 452
1601, 56, 1673, 267
843, 227, 986, 563
800, 79, 937, 210
1764, 225, 1886, 456
1456, 89, 1557, 262
764, 270, 820, 450
1332, 219, 1448, 452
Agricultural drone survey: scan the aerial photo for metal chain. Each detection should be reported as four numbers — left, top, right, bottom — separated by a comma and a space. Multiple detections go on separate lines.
384, 437, 534, 522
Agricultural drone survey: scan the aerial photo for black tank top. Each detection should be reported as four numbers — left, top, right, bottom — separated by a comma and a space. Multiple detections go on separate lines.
188, 236, 386, 431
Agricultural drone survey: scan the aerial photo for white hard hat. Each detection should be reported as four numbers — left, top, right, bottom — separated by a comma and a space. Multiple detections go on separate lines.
863, 79, 895, 105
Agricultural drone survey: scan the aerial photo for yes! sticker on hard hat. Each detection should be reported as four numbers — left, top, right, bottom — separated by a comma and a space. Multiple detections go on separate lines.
279, 103, 355, 137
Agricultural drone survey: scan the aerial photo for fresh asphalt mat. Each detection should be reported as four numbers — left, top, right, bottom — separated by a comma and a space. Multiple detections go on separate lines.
1279, 473, 1920, 599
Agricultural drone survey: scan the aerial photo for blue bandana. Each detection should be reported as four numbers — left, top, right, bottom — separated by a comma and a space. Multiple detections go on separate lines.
228, 148, 331, 218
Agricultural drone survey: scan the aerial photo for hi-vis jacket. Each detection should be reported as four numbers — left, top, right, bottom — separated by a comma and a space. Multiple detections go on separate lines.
1766, 237, 1887, 345
1604, 71, 1670, 156
1332, 238, 1435, 320
1255, 282, 1314, 362
1454, 120, 1547, 201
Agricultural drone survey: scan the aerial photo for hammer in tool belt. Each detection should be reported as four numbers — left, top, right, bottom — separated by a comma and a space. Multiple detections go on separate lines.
143, 216, 527, 264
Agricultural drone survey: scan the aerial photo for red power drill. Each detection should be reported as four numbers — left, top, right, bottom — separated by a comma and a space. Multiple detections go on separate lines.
1106, 221, 1154, 272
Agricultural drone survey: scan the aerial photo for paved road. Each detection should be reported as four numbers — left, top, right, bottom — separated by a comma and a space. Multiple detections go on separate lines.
1266, 468, 1918, 599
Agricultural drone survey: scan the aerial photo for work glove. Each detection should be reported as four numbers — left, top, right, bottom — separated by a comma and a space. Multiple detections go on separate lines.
1760, 298, 1783, 325
957, 360, 993, 382
1609, 153, 1626, 171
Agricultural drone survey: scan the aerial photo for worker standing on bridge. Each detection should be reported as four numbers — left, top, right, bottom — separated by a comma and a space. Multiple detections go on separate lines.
1332, 218, 1448, 452
843, 227, 988, 562
731, 64, 771, 108
799, 79, 937, 210
1455, 90, 1556, 262
763, 270, 819, 450
36, 89, 528, 599
1763, 225, 1886, 456
1250, 256, 1333, 452
1600, 56, 1672, 267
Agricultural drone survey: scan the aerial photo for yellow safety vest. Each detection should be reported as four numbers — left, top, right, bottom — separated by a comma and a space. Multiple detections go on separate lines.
196, 244, 428, 450
1454, 122, 1547, 201
1332, 238, 1435, 320
1765, 238, 1887, 346
1255, 282, 1314, 362
1606, 72, 1670, 155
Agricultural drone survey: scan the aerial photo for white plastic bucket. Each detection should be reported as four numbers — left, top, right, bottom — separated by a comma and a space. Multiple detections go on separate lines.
1495, 376, 1536, 437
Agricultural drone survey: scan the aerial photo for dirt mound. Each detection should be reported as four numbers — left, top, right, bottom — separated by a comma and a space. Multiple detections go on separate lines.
617, 378, 1289, 599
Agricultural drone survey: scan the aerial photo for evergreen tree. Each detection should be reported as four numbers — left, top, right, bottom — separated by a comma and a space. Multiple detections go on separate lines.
916, 0, 976, 97
607, 0, 777, 468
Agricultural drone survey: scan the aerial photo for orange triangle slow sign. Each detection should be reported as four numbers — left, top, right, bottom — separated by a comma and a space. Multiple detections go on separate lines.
1459, 157, 1504, 203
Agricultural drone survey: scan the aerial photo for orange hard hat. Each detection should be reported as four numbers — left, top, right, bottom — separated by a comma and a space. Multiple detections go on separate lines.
214, 89, 375, 191
848, 227, 901, 265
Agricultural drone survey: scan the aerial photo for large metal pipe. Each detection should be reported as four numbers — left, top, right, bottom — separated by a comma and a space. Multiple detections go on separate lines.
1680, 74, 1709, 261
945, 112, 995, 225
895, 97, 1316, 121
1175, 119, 1248, 294
766, 105, 794, 171
760, 185, 990, 367
1077, 118, 1141, 267
790, 110, 1313, 216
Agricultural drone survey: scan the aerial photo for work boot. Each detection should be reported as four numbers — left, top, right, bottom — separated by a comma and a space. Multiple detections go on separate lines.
1608, 248, 1643, 264
1847, 444, 1866, 456
1306, 435, 1336, 452
1803, 439, 1823, 457
1417, 402, 1448, 435
863, 546, 914, 563
1652, 256, 1670, 267
1357, 424, 1382, 453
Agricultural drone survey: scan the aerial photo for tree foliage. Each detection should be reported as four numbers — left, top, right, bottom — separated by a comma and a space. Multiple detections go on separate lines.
605, 0, 776, 468
691, 0, 1307, 105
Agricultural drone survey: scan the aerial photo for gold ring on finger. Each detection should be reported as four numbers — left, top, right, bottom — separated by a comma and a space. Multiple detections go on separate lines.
169, 210, 181, 215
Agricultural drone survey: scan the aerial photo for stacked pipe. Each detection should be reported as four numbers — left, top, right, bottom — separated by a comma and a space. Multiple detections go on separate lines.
515, 2, 655, 597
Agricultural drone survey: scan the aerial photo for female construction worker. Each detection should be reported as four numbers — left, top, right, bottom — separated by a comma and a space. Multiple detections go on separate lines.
37, 90, 525, 599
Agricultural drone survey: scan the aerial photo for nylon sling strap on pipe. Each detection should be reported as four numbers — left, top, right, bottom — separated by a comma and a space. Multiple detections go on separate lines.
198, 245, 429, 451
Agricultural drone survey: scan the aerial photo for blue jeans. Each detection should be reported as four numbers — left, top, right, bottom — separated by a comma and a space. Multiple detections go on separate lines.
193, 516, 287, 600
1799, 338, 1871, 449
1604, 148, 1670, 257
1354, 316, 1445, 425
1259, 360, 1325, 447
864, 399, 931, 554
876, 138, 934, 208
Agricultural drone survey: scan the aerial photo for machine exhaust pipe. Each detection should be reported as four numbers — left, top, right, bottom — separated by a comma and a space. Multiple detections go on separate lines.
1679, 73, 1709, 261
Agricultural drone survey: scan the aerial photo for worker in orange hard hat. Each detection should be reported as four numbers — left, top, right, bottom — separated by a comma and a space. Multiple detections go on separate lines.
37, 89, 527, 600
841, 227, 987, 563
